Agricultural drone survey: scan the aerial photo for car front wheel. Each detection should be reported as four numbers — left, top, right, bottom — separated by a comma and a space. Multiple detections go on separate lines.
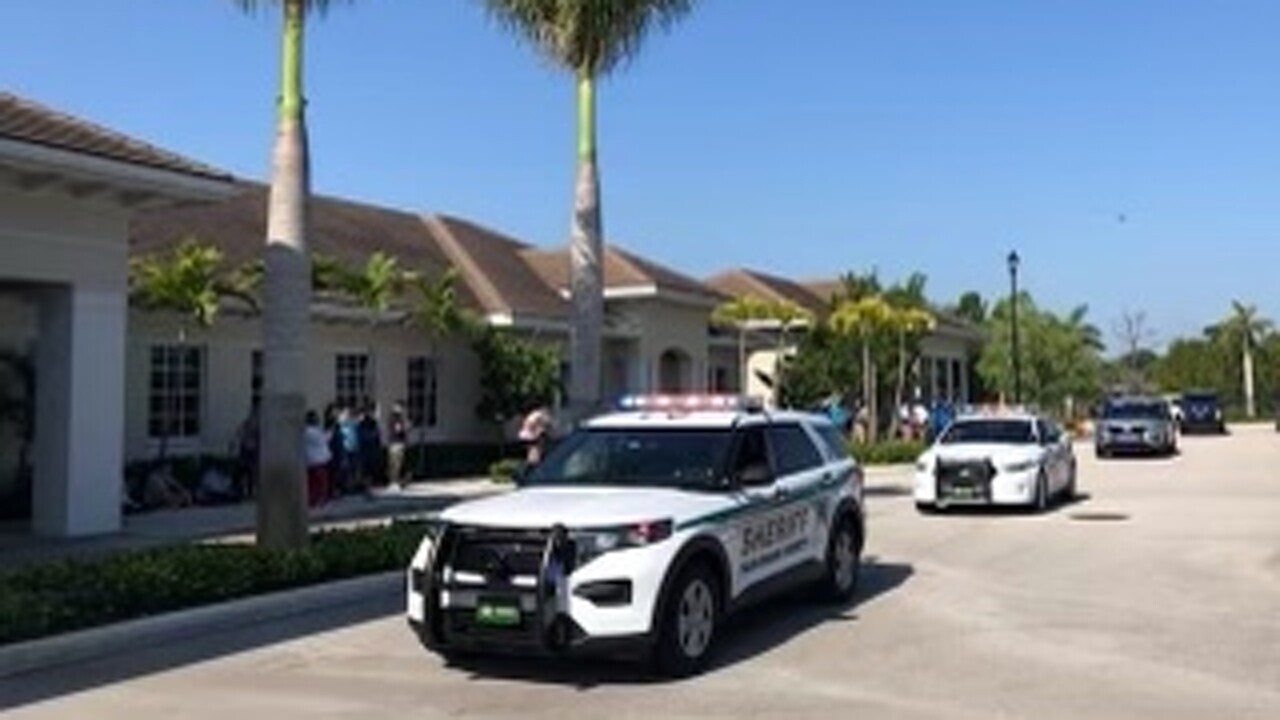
816, 514, 862, 602
653, 563, 720, 678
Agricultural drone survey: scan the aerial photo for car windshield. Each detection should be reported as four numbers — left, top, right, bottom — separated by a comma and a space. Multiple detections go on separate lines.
939, 419, 1035, 445
1184, 393, 1218, 405
1104, 402, 1168, 419
523, 428, 734, 490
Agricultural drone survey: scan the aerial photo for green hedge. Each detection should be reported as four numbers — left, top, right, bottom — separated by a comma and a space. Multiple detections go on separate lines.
0, 522, 426, 646
405, 442, 524, 480
852, 440, 927, 466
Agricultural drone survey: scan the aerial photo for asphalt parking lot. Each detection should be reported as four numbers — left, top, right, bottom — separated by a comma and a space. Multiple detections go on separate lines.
5, 425, 1280, 719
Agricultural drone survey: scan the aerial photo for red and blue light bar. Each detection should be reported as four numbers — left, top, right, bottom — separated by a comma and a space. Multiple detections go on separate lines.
616, 394, 764, 413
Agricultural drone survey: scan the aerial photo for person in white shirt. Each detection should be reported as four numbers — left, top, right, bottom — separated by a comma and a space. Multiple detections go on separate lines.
304, 410, 332, 507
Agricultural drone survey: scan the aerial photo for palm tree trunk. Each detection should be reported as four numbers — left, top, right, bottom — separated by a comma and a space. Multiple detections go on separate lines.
568, 70, 604, 417
861, 334, 876, 443
1243, 339, 1256, 418
257, 0, 311, 550
891, 330, 906, 439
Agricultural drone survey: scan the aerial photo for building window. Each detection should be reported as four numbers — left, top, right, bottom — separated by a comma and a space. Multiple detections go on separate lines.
148, 345, 203, 439
251, 350, 263, 406
335, 354, 369, 409
709, 365, 732, 393
407, 357, 438, 428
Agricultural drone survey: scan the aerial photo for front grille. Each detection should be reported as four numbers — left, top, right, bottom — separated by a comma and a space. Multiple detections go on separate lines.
935, 459, 995, 502
449, 527, 549, 585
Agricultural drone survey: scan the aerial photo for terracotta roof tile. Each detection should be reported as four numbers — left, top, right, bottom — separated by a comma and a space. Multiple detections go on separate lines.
0, 92, 231, 181
130, 184, 484, 312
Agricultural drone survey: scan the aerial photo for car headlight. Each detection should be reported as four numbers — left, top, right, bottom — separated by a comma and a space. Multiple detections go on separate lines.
571, 519, 673, 566
915, 459, 931, 472
1003, 459, 1039, 473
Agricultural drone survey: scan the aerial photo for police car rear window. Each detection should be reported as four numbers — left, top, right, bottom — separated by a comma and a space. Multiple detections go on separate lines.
525, 428, 733, 490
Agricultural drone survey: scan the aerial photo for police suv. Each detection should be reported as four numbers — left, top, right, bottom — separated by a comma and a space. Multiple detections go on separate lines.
407, 395, 865, 677
913, 407, 1077, 512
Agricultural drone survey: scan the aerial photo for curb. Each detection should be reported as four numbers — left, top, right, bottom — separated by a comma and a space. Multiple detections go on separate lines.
0, 571, 402, 680
862, 463, 914, 476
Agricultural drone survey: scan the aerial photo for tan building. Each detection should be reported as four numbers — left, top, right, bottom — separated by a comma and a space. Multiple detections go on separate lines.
128, 185, 731, 462
706, 268, 983, 406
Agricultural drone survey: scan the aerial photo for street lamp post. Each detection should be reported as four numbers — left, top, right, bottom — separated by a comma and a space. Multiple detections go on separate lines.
1007, 250, 1022, 404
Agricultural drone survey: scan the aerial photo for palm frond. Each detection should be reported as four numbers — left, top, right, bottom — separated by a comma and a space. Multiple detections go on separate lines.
478, 0, 697, 75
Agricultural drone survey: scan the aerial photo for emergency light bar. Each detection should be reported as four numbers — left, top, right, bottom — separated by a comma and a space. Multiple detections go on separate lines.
616, 394, 764, 413
957, 403, 1036, 417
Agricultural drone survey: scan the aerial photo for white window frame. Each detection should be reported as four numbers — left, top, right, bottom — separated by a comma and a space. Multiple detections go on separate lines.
147, 343, 205, 444
335, 353, 370, 410
407, 356, 438, 429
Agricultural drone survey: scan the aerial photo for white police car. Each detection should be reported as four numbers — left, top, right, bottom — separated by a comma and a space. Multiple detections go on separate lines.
407, 395, 865, 677
913, 407, 1077, 512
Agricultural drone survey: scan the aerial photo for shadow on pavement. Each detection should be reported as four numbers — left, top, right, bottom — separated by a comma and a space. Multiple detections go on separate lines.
920, 492, 1093, 518
445, 557, 914, 689
863, 484, 913, 497
0, 593, 402, 712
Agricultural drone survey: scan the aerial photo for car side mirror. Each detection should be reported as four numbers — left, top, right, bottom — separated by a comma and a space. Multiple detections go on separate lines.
738, 463, 774, 487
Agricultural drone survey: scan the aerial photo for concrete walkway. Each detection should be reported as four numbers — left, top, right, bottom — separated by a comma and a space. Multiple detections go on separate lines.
0, 478, 503, 570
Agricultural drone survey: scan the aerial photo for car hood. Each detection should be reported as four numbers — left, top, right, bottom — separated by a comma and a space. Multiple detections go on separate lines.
440, 486, 729, 529
923, 443, 1043, 465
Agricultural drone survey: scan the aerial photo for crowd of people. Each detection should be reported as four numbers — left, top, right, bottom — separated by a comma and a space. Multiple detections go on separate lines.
238, 399, 413, 508
817, 392, 957, 444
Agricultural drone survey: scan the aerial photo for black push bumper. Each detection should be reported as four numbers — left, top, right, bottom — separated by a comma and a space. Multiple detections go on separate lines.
411, 524, 653, 661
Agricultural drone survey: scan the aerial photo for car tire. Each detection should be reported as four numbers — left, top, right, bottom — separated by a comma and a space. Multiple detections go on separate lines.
1031, 470, 1049, 513
815, 514, 862, 603
653, 562, 720, 678
1062, 463, 1077, 501
915, 501, 940, 515
1095, 446, 1109, 460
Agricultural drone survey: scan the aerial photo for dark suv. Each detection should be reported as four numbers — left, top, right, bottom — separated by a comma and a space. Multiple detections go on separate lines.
1179, 391, 1226, 434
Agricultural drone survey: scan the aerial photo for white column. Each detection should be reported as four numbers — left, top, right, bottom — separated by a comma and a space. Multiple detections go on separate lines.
32, 285, 125, 537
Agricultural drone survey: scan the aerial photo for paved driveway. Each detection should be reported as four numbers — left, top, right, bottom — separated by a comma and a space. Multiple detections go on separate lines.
5, 426, 1280, 719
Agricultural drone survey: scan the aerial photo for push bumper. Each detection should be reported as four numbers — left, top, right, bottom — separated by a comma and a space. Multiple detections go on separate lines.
407, 524, 656, 661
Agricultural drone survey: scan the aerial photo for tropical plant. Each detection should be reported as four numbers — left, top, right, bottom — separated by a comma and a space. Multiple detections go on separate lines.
830, 295, 894, 442
324, 251, 407, 403
1210, 301, 1273, 418
234, 0, 351, 549
476, 0, 700, 413
712, 295, 776, 393
129, 238, 256, 458
952, 291, 988, 326
978, 294, 1104, 416
472, 329, 561, 441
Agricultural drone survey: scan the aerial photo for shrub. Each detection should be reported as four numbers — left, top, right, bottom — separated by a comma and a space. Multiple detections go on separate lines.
851, 439, 926, 466
487, 458, 524, 484
403, 443, 524, 480
0, 522, 426, 646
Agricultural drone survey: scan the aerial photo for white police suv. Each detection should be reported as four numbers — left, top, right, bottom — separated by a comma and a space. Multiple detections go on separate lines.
407, 395, 865, 677
913, 407, 1077, 512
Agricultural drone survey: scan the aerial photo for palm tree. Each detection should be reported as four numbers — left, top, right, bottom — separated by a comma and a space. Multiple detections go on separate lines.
330, 251, 406, 406
712, 295, 774, 393
476, 0, 700, 414
130, 238, 257, 458
406, 268, 470, 476
1218, 301, 1273, 418
830, 295, 893, 442
886, 306, 934, 437
234, 0, 351, 549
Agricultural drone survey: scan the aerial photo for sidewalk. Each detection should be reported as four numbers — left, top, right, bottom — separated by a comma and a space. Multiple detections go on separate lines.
0, 477, 503, 570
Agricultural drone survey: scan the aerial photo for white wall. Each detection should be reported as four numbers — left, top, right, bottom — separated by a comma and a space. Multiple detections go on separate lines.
629, 298, 714, 394
125, 312, 494, 461
0, 185, 131, 536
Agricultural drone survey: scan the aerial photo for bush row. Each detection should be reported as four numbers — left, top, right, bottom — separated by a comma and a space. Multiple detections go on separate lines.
0, 522, 426, 646
851, 439, 927, 466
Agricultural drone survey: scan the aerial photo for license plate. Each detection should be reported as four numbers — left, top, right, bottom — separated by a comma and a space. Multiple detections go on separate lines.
475, 600, 521, 627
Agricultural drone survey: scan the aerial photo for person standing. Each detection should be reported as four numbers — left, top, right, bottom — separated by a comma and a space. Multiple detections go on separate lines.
303, 410, 332, 507
234, 401, 260, 500
387, 402, 410, 490
336, 407, 359, 495
518, 405, 553, 467
356, 402, 384, 496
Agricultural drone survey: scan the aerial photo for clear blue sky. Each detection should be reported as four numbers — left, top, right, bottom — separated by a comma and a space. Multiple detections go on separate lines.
3, 1, 1278, 349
